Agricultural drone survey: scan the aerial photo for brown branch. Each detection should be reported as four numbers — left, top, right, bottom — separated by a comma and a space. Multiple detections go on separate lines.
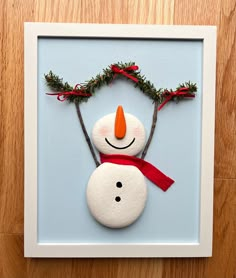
141, 101, 158, 159
75, 102, 100, 167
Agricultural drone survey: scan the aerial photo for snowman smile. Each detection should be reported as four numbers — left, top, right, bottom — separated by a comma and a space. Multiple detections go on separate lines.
105, 138, 135, 149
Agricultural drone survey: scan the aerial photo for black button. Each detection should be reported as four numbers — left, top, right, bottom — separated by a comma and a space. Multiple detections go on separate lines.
116, 182, 122, 188
115, 196, 121, 202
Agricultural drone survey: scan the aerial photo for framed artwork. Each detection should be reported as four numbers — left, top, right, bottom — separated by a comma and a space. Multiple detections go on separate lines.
24, 23, 216, 257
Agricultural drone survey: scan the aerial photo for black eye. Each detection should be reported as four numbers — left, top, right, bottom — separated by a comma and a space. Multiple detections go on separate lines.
116, 182, 122, 188
115, 196, 121, 202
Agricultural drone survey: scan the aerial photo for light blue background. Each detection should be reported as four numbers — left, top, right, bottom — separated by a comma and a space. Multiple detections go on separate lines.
38, 38, 203, 243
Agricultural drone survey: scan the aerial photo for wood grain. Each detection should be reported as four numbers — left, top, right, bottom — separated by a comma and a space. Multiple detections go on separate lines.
0, 0, 236, 277
214, 0, 236, 178
0, 234, 26, 278
0, 0, 28, 234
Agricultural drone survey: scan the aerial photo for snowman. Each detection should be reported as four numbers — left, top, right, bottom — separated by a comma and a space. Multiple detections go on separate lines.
45, 63, 196, 229
87, 106, 174, 228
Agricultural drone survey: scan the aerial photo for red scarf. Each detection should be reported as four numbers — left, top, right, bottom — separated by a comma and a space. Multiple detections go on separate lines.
100, 153, 174, 192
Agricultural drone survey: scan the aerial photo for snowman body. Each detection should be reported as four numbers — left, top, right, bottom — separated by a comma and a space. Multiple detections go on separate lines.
87, 163, 147, 228
86, 106, 148, 228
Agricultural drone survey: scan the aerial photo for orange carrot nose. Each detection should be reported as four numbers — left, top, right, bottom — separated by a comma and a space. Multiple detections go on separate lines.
115, 106, 126, 139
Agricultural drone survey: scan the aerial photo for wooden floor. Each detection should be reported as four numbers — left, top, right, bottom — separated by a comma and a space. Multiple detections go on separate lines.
0, 0, 236, 277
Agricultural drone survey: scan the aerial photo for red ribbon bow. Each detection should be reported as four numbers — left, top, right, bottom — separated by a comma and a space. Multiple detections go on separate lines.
47, 84, 92, 102
111, 65, 139, 83
158, 87, 195, 111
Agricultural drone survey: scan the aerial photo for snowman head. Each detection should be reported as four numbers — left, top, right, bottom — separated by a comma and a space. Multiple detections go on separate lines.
92, 106, 146, 156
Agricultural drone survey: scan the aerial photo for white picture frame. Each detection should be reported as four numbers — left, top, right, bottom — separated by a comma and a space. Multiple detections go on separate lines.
24, 23, 216, 257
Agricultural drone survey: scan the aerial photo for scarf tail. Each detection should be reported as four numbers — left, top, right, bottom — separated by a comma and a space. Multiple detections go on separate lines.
141, 161, 174, 191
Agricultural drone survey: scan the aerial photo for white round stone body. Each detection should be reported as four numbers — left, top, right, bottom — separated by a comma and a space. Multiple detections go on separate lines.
92, 112, 146, 156
87, 163, 148, 228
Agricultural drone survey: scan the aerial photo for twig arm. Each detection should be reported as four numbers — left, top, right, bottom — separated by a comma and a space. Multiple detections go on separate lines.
141, 102, 158, 159
75, 102, 100, 167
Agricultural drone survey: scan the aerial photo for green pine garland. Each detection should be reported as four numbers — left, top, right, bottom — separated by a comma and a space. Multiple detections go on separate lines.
44, 61, 197, 104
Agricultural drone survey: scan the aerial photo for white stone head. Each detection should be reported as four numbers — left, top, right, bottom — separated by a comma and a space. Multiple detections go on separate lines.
92, 106, 146, 156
